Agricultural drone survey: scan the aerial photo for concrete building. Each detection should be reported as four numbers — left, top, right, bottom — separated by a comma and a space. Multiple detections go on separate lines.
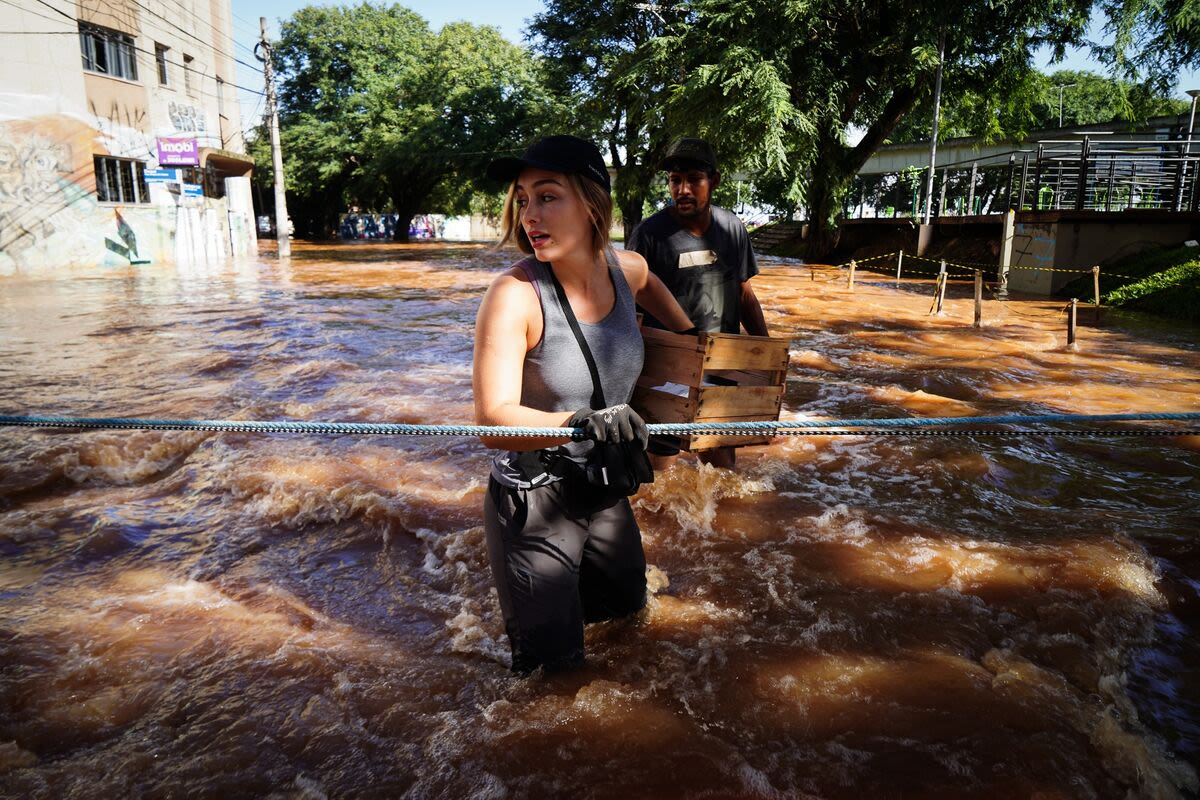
0, 0, 256, 273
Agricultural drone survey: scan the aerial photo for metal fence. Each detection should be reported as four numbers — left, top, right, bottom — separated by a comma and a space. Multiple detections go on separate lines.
846, 138, 1200, 219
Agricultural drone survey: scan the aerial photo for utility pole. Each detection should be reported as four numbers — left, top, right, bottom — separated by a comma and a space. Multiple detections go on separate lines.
922, 32, 945, 225
257, 17, 291, 258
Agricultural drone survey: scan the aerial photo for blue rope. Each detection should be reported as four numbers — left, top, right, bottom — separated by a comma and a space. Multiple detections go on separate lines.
1, 412, 1198, 437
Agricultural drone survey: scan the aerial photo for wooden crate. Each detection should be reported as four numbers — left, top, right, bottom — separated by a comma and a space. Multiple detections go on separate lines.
632, 327, 789, 451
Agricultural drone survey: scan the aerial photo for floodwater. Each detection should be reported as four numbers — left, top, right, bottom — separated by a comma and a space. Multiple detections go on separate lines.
1, 240, 1198, 799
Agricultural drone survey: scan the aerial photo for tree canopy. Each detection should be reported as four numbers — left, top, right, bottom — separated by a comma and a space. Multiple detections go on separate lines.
539, 0, 1200, 255
265, 3, 547, 238
527, 0, 677, 237
627, 0, 1094, 254
890, 68, 1188, 143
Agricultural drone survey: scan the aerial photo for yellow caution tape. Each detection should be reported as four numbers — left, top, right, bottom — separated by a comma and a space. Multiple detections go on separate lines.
1008, 264, 1092, 274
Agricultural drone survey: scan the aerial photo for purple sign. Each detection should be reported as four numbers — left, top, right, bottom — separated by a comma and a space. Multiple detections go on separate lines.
157, 137, 199, 166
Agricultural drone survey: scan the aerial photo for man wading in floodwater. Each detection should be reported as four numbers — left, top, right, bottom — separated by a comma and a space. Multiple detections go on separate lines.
629, 137, 769, 471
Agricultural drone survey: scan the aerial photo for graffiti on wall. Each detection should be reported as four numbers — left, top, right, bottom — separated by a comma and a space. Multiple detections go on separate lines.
1013, 223, 1056, 266
0, 135, 77, 262
0, 117, 155, 272
168, 101, 208, 134
90, 99, 154, 161
91, 98, 148, 132
104, 209, 149, 263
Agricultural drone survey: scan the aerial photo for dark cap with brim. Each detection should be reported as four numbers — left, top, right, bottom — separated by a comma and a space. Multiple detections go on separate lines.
486, 135, 611, 192
659, 137, 718, 172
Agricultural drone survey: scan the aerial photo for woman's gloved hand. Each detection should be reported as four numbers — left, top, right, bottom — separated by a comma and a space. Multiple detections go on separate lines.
568, 404, 649, 449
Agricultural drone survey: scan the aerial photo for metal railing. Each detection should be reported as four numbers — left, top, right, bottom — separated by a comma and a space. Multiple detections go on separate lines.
846, 138, 1200, 219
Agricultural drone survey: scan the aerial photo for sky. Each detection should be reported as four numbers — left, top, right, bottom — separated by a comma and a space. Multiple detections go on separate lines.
227, 0, 544, 130
227, 1, 1200, 142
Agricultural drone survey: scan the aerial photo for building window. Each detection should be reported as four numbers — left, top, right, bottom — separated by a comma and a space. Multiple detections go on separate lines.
179, 165, 226, 199
183, 54, 193, 96
155, 43, 169, 85
94, 156, 150, 204
79, 23, 138, 81
216, 76, 225, 117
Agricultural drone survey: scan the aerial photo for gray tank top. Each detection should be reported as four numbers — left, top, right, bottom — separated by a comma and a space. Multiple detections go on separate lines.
491, 250, 645, 488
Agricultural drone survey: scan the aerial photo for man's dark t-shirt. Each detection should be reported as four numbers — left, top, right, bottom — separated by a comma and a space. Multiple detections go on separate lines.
628, 205, 758, 334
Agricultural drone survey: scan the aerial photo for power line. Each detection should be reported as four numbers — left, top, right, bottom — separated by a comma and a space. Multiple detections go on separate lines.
156, 0, 254, 61
155, 0, 260, 62
123, 0, 265, 75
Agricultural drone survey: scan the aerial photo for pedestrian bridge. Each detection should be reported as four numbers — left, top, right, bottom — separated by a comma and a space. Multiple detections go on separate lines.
859, 113, 1189, 176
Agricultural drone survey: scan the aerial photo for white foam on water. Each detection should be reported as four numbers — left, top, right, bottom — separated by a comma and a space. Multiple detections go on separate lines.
445, 609, 510, 666
7, 430, 210, 489
797, 609, 861, 649
292, 774, 328, 800
736, 760, 792, 799
635, 460, 775, 536
468, 771, 509, 800
794, 503, 874, 548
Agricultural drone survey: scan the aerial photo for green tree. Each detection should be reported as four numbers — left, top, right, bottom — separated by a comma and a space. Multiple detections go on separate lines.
1034, 69, 1187, 129
272, 3, 546, 239
529, 0, 681, 237
1097, 0, 1200, 97
890, 68, 1188, 143
641, 0, 1093, 257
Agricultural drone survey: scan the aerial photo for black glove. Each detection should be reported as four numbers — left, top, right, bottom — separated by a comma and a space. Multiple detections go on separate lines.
568, 403, 649, 449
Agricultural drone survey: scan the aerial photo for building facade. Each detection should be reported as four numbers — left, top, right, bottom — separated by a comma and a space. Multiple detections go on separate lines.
0, 0, 256, 273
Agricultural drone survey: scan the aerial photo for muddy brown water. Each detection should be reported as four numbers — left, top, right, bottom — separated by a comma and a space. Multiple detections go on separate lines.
1, 241, 1198, 799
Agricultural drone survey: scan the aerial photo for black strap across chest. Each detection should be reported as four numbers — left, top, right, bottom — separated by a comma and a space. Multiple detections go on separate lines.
546, 262, 609, 411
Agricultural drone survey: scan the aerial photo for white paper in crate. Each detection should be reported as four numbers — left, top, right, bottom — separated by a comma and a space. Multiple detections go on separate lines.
650, 380, 718, 397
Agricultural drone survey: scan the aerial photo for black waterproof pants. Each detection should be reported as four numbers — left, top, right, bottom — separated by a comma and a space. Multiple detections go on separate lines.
484, 477, 648, 673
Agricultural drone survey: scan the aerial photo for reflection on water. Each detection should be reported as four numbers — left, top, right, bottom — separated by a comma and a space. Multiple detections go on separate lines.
1, 241, 1198, 798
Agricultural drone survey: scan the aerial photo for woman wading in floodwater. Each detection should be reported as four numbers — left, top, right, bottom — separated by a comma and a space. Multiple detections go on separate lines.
473, 136, 695, 673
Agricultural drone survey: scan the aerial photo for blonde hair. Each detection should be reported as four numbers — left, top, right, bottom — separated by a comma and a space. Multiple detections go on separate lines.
498, 172, 612, 257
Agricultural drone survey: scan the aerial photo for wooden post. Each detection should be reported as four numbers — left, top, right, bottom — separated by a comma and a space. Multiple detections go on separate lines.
1068, 298, 1077, 346
1092, 265, 1102, 324
896, 250, 904, 282
936, 265, 947, 314
974, 270, 982, 328
848, 259, 856, 290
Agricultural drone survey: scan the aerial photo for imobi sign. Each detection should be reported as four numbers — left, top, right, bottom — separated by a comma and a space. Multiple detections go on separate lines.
157, 137, 199, 166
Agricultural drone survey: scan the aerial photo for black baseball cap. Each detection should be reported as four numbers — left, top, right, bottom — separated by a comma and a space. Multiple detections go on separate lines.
486, 135, 611, 192
659, 137, 718, 172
